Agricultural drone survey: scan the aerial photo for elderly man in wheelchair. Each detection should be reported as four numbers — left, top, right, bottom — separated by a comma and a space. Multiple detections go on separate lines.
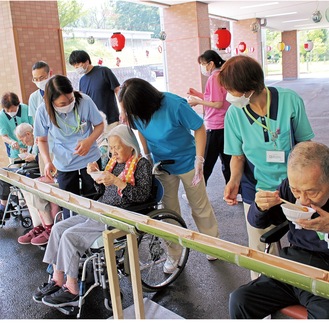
33, 124, 153, 308
229, 141, 329, 319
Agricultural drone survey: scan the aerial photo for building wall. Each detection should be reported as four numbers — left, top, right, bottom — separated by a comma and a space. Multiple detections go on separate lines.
0, 1, 66, 167
163, 2, 211, 98
231, 18, 262, 63
0, 1, 65, 105
282, 30, 298, 79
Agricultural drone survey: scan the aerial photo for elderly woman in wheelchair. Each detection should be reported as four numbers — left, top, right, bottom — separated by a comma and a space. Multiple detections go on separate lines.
33, 124, 153, 308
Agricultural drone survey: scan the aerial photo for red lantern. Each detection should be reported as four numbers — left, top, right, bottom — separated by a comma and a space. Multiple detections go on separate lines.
110, 32, 126, 52
214, 28, 231, 50
98, 58, 103, 65
238, 42, 247, 53
304, 40, 314, 52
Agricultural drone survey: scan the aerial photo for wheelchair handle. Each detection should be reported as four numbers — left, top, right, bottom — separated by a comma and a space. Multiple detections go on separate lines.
152, 159, 175, 175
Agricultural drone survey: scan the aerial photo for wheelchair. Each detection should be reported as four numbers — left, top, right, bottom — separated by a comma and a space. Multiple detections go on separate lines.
0, 161, 40, 229
260, 220, 307, 319
44, 160, 190, 318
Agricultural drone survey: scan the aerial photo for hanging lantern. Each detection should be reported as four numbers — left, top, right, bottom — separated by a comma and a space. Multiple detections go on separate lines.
285, 45, 291, 51
98, 58, 103, 65
277, 42, 285, 52
250, 22, 260, 33
214, 28, 231, 50
116, 57, 121, 67
110, 32, 126, 52
87, 36, 95, 44
159, 31, 167, 41
249, 47, 255, 53
304, 40, 314, 52
238, 42, 247, 53
312, 10, 322, 23
266, 45, 272, 52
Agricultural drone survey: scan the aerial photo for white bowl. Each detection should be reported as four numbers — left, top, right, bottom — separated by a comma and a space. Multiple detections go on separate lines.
89, 171, 103, 181
281, 203, 315, 229
18, 153, 28, 159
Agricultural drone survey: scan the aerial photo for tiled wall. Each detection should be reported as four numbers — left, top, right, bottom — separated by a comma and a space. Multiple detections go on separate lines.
282, 30, 298, 79
0, 1, 65, 105
163, 2, 210, 100
231, 18, 262, 63
0, 1, 65, 167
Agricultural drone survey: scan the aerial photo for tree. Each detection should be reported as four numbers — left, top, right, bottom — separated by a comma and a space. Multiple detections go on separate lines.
112, 1, 160, 38
57, 0, 88, 28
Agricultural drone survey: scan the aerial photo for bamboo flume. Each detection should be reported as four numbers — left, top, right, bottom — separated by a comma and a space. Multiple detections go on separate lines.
1, 168, 328, 300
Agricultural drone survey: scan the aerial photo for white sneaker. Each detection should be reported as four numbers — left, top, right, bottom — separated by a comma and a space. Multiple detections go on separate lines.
163, 256, 179, 274
236, 194, 243, 202
206, 255, 217, 261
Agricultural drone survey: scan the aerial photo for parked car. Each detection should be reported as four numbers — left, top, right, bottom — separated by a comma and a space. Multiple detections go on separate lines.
149, 64, 164, 77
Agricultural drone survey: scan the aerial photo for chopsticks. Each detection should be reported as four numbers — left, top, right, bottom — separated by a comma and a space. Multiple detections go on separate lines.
257, 188, 308, 212
279, 198, 308, 212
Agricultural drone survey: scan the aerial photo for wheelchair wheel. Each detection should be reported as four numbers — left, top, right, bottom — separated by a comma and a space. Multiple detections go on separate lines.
21, 216, 32, 228
137, 209, 189, 292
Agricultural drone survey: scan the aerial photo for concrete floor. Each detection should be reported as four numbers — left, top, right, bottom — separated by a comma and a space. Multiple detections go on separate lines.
1, 74, 329, 320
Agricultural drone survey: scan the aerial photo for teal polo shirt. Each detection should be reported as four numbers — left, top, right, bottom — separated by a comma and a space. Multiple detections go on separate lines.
224, 87, 314, 203
0, 104, 33, 159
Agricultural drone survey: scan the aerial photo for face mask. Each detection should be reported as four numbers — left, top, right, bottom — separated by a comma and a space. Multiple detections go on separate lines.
6, 111, 17, 118
33, 78, 49, 91
53, 99, 76, 114
226, 92, 254, 109
76, 65, 88, 75
200, 64, 211, 77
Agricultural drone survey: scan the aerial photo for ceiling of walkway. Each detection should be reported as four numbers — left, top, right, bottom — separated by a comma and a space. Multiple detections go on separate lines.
140, 1, 329, 31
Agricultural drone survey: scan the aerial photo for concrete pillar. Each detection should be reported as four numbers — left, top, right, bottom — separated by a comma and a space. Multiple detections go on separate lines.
232, 18, 263, 64
0, 1, 65, 167
282, 30, 298, 80
162, 2, 210, 98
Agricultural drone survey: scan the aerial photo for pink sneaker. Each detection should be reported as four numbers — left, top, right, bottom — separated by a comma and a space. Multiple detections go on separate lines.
31, 230, 50, 246
18, 228, 40, 245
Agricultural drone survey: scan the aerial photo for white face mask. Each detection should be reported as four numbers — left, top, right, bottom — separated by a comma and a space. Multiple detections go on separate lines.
53, 99, 76, 114
6, 111, 17, 118
33, 78, 49, 91
226, 91, 254, 109
76, 65, 88, 75
200, 64, 211, 77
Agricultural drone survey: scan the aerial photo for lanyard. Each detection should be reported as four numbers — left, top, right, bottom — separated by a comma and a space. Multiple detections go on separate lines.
244, 88, 279, 147
55, 108, 81, 136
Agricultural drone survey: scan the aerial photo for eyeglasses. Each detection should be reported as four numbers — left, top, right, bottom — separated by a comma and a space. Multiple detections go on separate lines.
289, 186, 321, 199
32, 75, 48, 82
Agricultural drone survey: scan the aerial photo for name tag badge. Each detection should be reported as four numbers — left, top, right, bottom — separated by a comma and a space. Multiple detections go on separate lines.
266, 150, 285, 163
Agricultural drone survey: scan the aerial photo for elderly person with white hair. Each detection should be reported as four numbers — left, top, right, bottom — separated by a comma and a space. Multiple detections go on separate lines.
13, 123, 60, 246
33, 124, 152, 308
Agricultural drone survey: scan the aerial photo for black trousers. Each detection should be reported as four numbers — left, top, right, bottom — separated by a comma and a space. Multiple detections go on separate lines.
56, 159, 101, 219
229, 246, 329, 319
0, 180, 10, 200
204, 129, 231, 185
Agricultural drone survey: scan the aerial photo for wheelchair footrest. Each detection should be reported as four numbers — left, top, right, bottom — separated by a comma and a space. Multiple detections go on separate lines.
56, 305, 79, 316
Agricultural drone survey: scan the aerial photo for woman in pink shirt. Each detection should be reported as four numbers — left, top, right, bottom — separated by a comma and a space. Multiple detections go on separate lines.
188, 50, 231, 185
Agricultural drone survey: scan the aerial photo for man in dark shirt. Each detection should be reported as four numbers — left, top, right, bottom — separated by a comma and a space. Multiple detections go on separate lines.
69, 50, 120, 134
229, 141, 329, 319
